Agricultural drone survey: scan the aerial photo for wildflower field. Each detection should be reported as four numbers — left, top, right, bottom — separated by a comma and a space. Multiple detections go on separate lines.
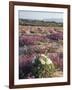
19, 19, 63, 79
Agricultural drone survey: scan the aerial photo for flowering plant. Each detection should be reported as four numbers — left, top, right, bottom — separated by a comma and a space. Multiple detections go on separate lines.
32, 54, 55, 78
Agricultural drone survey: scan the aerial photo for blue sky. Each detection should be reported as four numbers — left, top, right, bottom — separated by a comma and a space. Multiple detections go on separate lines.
19, 10, 63, 20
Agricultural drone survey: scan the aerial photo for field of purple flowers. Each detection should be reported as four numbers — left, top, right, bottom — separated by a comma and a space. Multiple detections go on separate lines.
19, 25, 63, 79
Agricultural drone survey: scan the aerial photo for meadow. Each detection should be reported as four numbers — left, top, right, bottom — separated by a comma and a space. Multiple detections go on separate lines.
19, 19, 63, 79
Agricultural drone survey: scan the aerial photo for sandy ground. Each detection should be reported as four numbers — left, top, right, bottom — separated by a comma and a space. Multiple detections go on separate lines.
52, 70, 63, 77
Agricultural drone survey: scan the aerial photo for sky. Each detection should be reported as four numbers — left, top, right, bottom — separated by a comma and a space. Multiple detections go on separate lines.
19, 10, 63, 20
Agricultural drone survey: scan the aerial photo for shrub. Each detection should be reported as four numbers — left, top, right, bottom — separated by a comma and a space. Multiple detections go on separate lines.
32, 54, 55, 78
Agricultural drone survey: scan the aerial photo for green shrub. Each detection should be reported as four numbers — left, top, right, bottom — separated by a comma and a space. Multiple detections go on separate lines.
32, 54, 55, 78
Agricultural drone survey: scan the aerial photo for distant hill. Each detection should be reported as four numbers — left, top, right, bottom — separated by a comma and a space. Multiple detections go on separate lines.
43, 19, 63, 23
19, 19, 63, 27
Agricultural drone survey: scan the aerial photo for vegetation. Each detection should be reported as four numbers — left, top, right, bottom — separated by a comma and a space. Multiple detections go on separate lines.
32, 54, 55, 78
19, 19, 63, 79
19, 19, 63, 27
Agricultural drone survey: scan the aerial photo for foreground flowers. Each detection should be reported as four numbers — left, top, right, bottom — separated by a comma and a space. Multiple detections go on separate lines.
32, 54, 55, 78
39, 54, 53, 65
